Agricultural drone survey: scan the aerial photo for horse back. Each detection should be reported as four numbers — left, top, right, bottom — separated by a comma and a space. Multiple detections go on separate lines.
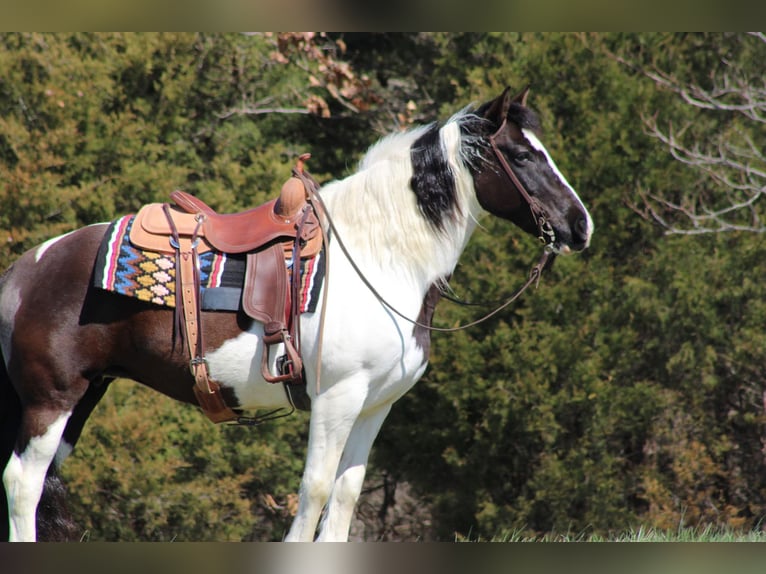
0, 224, 212, 406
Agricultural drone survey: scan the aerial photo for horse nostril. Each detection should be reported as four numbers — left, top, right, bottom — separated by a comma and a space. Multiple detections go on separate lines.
573, 215, 589, 244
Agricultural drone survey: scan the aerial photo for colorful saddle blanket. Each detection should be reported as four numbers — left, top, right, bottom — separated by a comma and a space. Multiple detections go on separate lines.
93, 214, 325, 313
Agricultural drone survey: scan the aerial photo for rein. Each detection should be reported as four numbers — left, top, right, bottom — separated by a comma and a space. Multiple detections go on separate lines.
295, 161, 554, 335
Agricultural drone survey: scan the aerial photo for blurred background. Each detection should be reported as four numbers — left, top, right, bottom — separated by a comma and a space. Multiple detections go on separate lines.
2, 32, 766, 541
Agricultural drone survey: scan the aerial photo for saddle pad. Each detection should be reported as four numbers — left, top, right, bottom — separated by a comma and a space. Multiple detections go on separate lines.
94, 214, 325, 313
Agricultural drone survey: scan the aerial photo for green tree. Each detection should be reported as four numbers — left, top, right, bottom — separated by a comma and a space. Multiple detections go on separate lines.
5, 32, 766, 541
373, 32, 766, 539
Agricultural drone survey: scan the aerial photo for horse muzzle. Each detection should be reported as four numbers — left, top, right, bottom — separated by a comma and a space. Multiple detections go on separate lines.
551, 212, 593, 255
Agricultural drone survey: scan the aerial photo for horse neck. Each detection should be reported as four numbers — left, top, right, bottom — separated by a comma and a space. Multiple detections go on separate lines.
320, 145, 482, 290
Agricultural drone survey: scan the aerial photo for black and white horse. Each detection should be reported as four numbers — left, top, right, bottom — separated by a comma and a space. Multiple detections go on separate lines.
0, 86, 592, 541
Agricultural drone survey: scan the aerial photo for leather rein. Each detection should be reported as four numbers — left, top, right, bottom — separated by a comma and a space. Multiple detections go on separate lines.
297, 119, 557, 334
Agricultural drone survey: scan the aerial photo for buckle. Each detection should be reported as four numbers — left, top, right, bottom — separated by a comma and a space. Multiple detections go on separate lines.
538, 216, 555, 246
276, 354, 295, 377
190, 356, 208, 373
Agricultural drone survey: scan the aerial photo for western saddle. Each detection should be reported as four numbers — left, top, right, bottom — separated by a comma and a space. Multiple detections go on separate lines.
129, 155, 323, 423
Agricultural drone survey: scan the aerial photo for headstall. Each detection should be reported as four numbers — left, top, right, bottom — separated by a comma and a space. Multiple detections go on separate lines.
488, 119, 556, 247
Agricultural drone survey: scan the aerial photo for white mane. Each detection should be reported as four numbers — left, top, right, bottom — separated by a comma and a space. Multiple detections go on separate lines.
320, 112, 484, 289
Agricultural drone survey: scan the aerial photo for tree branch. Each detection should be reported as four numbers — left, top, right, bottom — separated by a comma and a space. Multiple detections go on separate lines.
606, 33, 766, 235
216, 106, 311, 119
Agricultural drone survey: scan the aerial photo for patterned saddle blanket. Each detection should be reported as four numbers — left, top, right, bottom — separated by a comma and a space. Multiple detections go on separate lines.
93, 214, 325, 314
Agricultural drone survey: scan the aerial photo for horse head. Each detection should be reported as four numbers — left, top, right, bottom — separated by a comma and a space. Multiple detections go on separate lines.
472, 86, 593, 255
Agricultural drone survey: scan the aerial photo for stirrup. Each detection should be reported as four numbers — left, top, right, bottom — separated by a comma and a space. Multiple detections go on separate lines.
261, 329, 304, 384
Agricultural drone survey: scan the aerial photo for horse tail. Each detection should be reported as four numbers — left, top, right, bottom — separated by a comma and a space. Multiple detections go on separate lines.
37, 467, 79, 541
0, 339, 20, 541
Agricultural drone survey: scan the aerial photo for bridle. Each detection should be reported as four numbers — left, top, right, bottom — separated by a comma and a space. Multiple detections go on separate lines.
284, 122, 559, 399
295, 115, 558, 335
488, 118, 556, 248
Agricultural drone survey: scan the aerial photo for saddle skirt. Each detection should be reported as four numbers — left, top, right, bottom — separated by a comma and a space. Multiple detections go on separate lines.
93, 214, 325, 316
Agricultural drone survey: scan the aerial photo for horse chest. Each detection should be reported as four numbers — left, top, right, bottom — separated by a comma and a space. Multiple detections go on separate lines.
303, 304, 432, 408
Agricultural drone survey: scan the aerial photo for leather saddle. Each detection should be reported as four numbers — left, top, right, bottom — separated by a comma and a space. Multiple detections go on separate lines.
128, 158, 323, 423
130, 180, 322, 258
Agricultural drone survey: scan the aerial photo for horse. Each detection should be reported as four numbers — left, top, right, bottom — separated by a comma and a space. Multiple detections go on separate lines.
0, 86, 592, 542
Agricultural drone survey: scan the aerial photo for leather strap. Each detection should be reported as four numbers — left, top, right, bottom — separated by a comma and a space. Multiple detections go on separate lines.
488, 119, 556, 247
297, 168, 553, 334
250, 243, 304, 385
256, 205, 318, 386
162, 204, 238, 423
291, 157, 328, 397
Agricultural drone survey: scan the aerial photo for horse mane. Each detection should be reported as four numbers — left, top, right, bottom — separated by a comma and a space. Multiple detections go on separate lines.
320, 109, 486, 284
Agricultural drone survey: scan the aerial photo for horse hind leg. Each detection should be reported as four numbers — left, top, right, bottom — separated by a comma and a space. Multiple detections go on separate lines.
2, 405, 73, 542
0, 350, 69, 543
35, 381, 111, 542
1, 377, 110, 543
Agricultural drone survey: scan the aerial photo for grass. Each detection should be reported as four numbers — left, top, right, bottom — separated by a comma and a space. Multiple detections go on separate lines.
480, 524, 766, 542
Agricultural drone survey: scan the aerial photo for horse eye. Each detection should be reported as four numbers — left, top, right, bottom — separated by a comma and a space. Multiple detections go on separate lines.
514, 151, 533, 165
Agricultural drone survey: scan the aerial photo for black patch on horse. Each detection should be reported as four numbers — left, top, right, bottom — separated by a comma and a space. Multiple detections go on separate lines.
413, 282, 444, 360
409, 123, 457, 230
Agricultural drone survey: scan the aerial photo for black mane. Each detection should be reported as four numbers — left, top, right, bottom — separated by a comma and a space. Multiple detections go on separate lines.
409, 123, 457, 231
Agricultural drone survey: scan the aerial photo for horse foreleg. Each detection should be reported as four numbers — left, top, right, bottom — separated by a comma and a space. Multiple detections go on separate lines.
316, 404, 391, 542
284, 379, 368, 542
2, 407, 71, 542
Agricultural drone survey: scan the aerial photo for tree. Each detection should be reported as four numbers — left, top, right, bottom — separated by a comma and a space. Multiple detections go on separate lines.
6, 32, 766, 541
0, 32, 382, 269
373, 32, 766, 539
604, 33, 766, 234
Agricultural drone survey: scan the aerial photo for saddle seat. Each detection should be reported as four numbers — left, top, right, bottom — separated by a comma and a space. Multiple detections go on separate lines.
129, 176, 322, 258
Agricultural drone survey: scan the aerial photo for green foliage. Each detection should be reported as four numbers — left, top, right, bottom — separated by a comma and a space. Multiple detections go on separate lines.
4, 33, 766, 540
0, 32, 369, 269
373, 32, 766, 540
63, 382, 308, 541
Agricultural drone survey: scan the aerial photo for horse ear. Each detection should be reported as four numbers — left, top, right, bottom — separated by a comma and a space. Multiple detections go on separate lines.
511, 84, 530, 107
480, 87, 512, 125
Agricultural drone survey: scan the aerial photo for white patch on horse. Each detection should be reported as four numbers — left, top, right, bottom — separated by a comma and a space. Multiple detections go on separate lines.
2, 411, 72, 542
34, 223, 108, 263
322, 113, 483, 287
521, 128, 594, 242
205, 326, 292, 410
34, 231, 75, 263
